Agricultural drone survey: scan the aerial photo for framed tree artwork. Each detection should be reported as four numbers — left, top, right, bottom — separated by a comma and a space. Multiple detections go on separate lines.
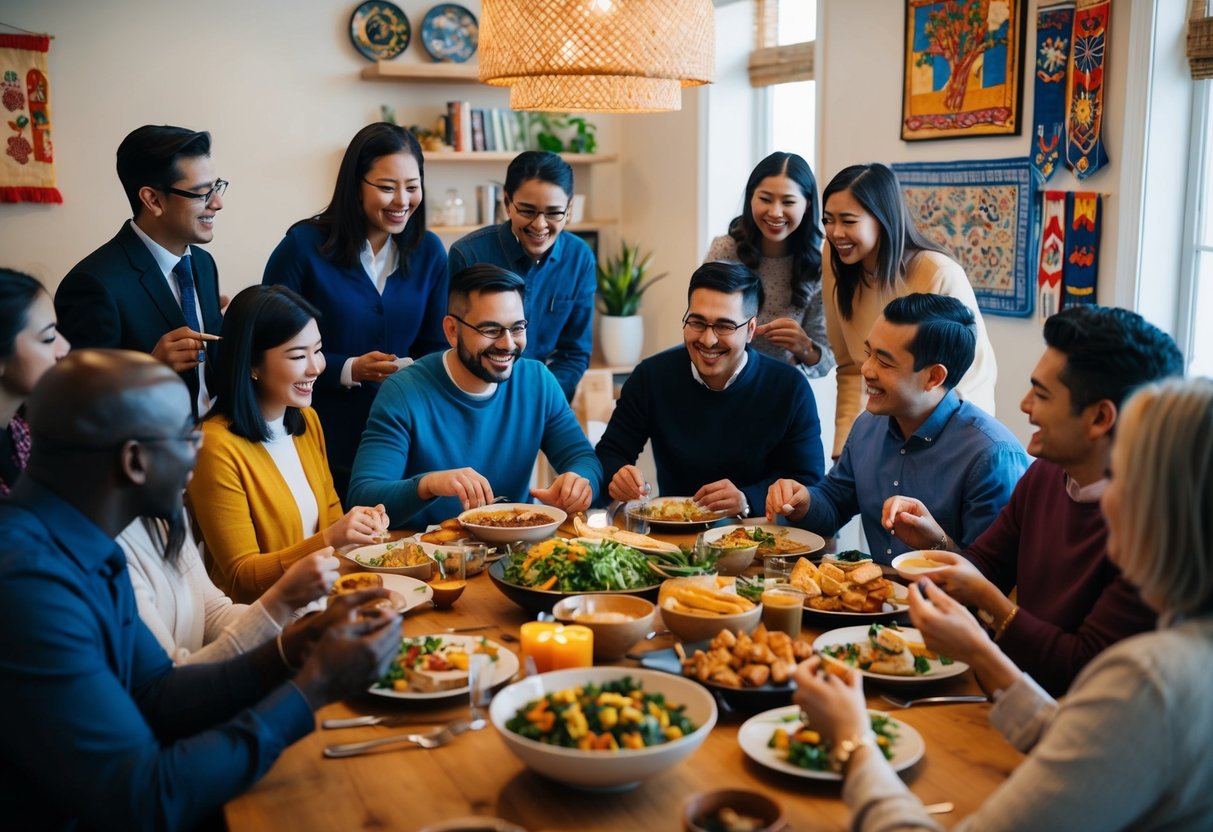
902, 0, 1027, 141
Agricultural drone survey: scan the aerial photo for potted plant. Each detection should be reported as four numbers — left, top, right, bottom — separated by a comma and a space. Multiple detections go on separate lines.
596, 241, 666, 367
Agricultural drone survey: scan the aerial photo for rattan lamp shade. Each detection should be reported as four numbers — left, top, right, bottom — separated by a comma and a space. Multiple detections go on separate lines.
478, 0, 715, 112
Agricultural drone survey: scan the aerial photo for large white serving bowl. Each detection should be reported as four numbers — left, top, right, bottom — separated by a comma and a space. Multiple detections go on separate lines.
489, 666, 718, 790
458, 503, 567, 544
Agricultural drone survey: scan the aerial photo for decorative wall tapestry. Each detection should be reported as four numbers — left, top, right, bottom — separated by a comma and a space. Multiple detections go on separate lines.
1065, 0, 1110, 179
892, 157, 1036, 317
901, 0, 1027, 141
1036, 190, 1066, 322
1062, 191, 1101, 305
0, 33, 59, 204
1029, 2, 1075, 184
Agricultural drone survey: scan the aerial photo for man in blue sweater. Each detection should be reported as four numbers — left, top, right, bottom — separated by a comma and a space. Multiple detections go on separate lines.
595, 261, 824, 517
349, 264, 601, 528
767, 294, 1029, 564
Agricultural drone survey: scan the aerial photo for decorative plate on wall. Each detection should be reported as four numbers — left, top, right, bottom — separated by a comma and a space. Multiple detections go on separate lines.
420, 4, 479, 63
349, 1, 411, 62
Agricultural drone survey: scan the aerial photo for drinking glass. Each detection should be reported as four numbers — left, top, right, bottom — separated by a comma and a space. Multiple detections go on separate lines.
764, 556, 794, 584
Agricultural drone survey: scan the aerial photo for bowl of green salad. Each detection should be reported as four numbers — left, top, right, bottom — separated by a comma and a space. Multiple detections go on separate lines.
487, 538, 663, 614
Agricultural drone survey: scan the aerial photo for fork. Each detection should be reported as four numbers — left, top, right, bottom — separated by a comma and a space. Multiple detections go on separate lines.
880, 693, 988, 709
323, 717, 486, 757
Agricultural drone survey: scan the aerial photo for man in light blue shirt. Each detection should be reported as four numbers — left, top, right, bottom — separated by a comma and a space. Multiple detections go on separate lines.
767, 294, 1027, 564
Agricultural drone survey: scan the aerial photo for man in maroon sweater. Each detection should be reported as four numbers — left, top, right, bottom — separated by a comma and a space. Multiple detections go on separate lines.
881, 306, 1183, 694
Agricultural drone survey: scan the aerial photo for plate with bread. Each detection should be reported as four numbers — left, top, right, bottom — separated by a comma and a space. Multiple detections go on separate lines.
370, 633, 520, 700
788, 552, 908, 618
813, 624, 969, 683
330, 571, 433, 614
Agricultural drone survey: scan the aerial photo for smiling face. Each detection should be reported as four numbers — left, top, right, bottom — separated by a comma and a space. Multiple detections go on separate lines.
361, 151, 422, 253
823, 188, 882, 275
253, 318, 325, 423
446, 289, 527, 392
1020, 346, 1101, 467
750, 174, 807, 257
861, 315, 942, 430
505, 178, 570, 260
682, 287, 756, 390
148, 154, 223, 255
0, 290, 70, 399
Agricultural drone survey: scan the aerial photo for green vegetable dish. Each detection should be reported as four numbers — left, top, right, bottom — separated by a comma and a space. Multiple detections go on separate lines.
819, 623, 955, 677
768, 713, 897, 771
506, 677, 696, 751
503, 538, 656, 592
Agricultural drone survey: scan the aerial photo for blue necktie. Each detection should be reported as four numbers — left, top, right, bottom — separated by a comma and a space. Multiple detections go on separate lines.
172, 255, 205, 362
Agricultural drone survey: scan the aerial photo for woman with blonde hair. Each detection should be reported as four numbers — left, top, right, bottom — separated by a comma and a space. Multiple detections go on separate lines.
793, 376, 1213, 830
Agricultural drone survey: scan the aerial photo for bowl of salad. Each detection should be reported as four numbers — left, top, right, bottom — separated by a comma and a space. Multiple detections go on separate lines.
487, 538, 662, 614
345, 540, 436, 579
490, 667, 717, 789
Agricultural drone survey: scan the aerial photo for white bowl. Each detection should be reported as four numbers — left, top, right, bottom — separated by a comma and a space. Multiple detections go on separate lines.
345, 541, 436, 580
891, 551, 950, 578
458, 503, 566, 544
489, 666, 717, 790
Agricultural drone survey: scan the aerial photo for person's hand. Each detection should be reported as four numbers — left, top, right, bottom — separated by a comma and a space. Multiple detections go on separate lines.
765, 478, 810, 522
791, 657, 870, 748
755, 317, 819, 365
279, 586, 393, 667
419, 468, 494, 509
151, 325, 211, 372
323, 504, 391, 548
351, 350, 400, 384
907, 578, 998, 667
260, 549, 341, 619
881, 495, 948, 550
290, 595, 402, 709
694, 479, 748, 516
607, 465, 646, 502
532, 472, 593, 513
916, 550, 1001, 609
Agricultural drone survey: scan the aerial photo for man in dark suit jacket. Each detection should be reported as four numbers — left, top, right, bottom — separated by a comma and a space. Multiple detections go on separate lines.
56, 125, 226, 418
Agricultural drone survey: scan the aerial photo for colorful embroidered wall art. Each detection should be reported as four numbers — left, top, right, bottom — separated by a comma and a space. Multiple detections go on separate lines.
901, 0, 1028, 141
1037, 191, 1067, 322
892, 157, 1037, 317
1062, 191, 1101, 305
0, 33, 60, 204
1029, 2, 1075, 184
1065, 0, 1110, 179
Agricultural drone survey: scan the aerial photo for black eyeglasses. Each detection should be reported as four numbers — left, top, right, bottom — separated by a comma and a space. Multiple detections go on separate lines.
164, 179, 228, 208
137, 431, 205, 451
450, 314, 528, 341
510, 203, 569, 223
682, 315, 755, 336
37, 429, 204, 453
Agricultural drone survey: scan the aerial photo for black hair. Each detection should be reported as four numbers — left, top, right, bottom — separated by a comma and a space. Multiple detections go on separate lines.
1043, 305, 1185, 413
303, 122, 427, 269
689, 261, 765, 319
116, 125, 212, 217
727, 151, 822, 307
822, 163, 951, 321
882, 293, 976, 390
448, 264, 527, 313
0, 268, 44, 358
503, 150, 574, 200
208, 285, 322, 442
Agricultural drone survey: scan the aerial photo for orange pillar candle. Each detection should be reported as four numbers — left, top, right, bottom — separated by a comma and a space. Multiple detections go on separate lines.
549, 624, 594, 670
520, 621, 559, 674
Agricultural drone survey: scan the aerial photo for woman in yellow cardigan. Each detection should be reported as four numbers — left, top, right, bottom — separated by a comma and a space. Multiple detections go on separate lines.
189, 286, 388, 602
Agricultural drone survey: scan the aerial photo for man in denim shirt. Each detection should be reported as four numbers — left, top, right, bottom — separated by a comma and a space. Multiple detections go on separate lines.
767, 294, 1028, 564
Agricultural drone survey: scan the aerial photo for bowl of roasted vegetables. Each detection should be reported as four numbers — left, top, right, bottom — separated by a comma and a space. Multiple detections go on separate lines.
489, 667, 717, 790
487, 538, 662, 614
345, 540, 436, 579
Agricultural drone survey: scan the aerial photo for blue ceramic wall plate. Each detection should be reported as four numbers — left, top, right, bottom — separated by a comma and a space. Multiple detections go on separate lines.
350, 1, 411, 62
420, 3, 479, 63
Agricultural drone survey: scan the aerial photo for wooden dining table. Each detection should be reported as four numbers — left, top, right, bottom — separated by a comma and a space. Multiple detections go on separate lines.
224, 526, 1024, 831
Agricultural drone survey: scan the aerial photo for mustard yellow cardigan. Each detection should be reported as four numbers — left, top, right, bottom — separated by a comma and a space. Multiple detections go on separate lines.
187, 408, 343, 603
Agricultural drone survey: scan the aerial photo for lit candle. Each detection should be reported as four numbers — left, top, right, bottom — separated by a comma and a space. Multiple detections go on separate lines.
549, 624, 594, 670
520, 621, 559, 674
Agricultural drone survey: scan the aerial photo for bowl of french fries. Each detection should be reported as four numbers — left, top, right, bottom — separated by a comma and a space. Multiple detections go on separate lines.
658, 576, 763, 643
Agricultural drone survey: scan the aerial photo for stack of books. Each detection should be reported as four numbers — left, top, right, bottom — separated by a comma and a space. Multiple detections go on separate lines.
442, 103, 531, 153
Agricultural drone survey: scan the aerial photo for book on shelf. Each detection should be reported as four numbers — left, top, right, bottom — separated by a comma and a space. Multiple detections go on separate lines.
470, 109, 486, 152
440, 105, 532, 155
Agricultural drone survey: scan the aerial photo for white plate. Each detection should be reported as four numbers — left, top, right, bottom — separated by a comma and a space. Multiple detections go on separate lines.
627, 497, 730, 527
891, 551, 951, 576
705, 524, 826, 558
738, 705, 924, 781
380, 573, 434, 612
369, 634, 520, 701
345, 541, 436, 577
804, 581, 909, 619
812, 625, 970, 683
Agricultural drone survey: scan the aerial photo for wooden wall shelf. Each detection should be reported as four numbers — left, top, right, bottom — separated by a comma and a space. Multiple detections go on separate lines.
360, 61, 481, 83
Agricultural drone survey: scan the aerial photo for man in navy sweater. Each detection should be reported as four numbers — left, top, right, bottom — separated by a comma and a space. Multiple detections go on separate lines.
595, 261, 824, 518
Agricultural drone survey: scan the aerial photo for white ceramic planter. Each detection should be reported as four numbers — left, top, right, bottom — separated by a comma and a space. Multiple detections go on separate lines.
598, 314, 644, 366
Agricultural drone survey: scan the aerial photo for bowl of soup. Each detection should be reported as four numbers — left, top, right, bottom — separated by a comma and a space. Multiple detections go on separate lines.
891, 551, 950, 578
551, 594, 657, 660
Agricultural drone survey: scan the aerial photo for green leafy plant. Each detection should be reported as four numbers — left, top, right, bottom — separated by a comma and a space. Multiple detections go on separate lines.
596, 242, 666, 317
530, 112, 598, 154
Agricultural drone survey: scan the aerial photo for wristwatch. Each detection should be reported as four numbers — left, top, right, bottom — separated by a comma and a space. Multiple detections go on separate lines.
832, 728, 878, 773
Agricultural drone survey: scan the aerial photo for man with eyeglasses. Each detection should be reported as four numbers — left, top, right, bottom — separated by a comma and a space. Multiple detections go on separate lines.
595, 261, 824, 518
348, 264, 602, 528
56, 125, 226, 419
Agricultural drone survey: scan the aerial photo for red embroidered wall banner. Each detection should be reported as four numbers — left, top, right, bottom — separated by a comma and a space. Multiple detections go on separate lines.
0, 33, 61, 204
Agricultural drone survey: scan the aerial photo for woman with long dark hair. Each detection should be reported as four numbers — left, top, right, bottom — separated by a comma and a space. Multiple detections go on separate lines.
263, 123, 448, 498
706, 151, 834, 379
821, 162, 996, 457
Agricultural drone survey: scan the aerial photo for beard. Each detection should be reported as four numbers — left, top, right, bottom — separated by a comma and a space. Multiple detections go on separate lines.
456, 336, 522, 385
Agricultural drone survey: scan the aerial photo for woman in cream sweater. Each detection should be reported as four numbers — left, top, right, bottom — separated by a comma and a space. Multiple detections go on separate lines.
189, 285, 388, 602
821, 163, 996, 458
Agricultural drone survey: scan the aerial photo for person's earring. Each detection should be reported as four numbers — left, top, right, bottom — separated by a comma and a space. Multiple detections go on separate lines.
251, 373, 259, 381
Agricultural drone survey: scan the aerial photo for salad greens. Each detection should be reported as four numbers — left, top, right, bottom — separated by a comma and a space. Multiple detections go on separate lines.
769, 713, 897, 771
503, 539, 655, 591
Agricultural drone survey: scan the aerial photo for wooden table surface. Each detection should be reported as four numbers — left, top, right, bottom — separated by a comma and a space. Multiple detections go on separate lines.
224, 529, 1023, 831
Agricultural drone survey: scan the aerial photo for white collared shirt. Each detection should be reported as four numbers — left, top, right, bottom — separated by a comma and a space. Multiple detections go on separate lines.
263, 416, 320, 539
129, 220, 211, 415
359, 237, 398, 295
1065, 474, 1108, 503
689, 350, 749, 391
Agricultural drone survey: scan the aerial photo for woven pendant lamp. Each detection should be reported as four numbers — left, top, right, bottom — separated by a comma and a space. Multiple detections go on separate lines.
478, 0, 715, 112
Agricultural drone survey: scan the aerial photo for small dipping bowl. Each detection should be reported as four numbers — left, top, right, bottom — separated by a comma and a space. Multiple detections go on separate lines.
891, 551, 951, 580
551, 594, 657, 661
683, 788, 787, 832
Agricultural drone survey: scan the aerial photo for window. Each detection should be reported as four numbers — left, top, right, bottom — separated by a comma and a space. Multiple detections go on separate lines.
760, 0, 817, 161
1182, 78, 1213, 376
